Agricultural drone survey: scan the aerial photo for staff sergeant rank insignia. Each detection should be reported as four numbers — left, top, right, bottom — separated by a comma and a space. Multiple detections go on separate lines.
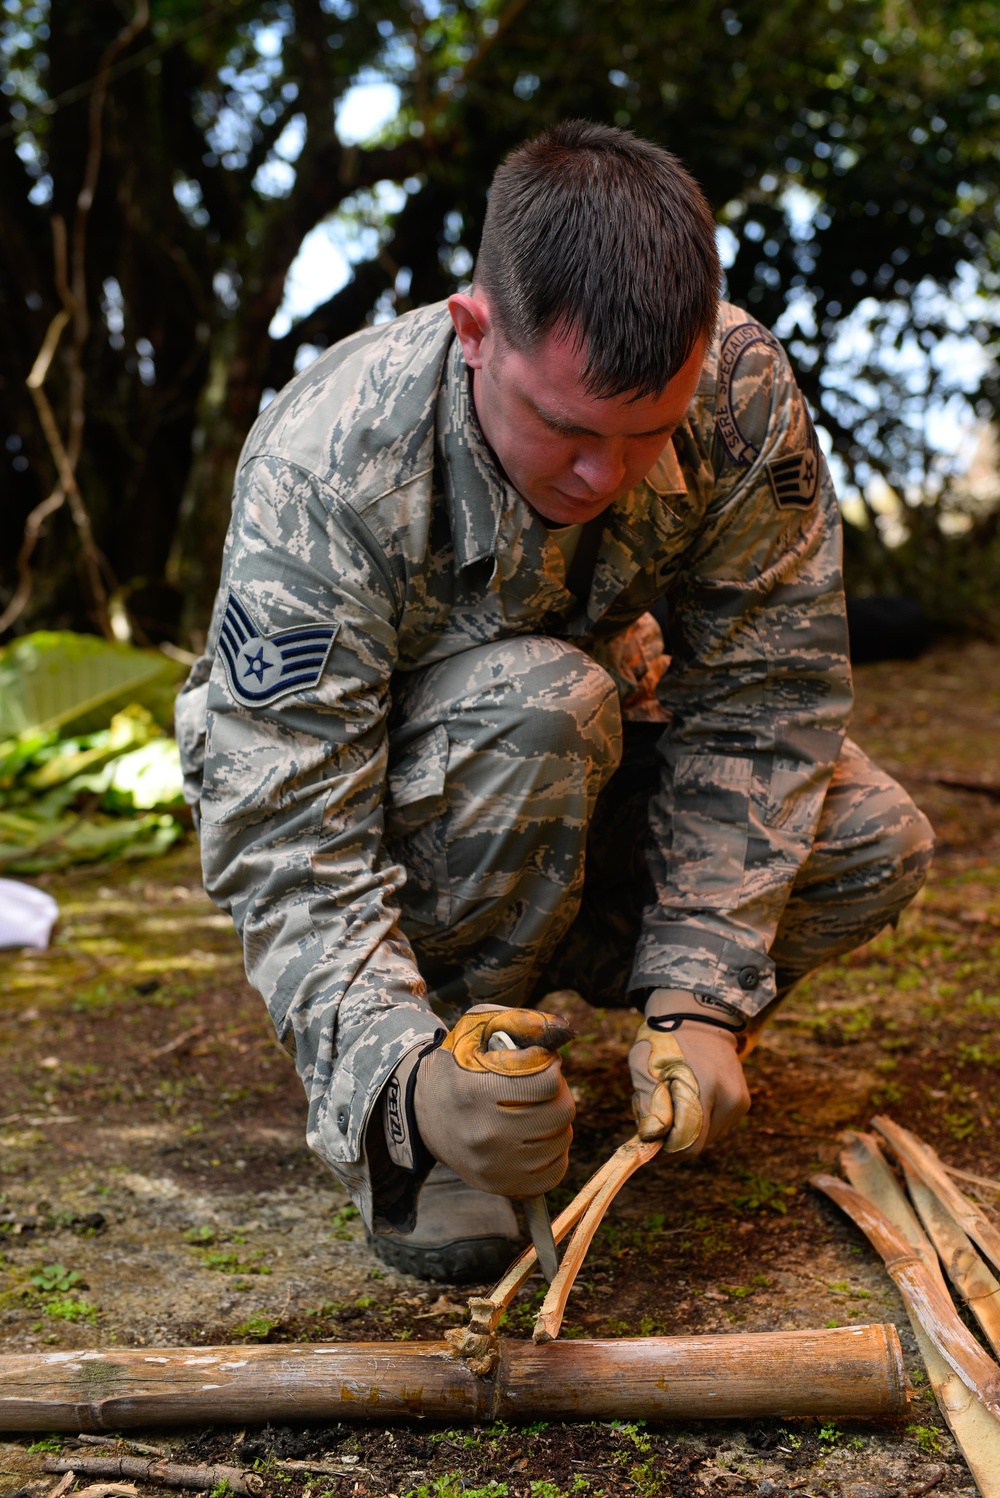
767, 445, 820, 510
218, 591, 338, 708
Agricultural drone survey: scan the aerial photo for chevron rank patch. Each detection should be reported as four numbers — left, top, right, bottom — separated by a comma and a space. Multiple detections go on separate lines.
218, 591, 338, 707
767, 445, 820, 510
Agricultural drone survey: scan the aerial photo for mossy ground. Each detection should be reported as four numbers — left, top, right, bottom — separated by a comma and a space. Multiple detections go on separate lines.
2, 642, 999, 1496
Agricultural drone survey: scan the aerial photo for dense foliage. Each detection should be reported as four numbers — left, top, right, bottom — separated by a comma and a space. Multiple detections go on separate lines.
1, 0, 998, 643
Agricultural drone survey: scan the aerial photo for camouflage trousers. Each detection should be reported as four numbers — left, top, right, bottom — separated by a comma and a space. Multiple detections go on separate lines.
385, 636, 933, 1025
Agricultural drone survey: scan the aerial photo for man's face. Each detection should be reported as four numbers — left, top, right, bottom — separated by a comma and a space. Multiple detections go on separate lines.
449, 292, 707, 527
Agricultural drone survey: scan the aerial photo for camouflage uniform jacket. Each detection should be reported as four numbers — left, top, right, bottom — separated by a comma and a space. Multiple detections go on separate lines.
175, 300, 853, 1223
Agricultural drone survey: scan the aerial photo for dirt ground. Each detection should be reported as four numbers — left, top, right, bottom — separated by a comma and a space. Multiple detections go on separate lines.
2, 640, 1000, 1498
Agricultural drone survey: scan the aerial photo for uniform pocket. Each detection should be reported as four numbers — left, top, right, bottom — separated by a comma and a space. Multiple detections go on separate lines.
660, 751, 751, 906
385, 723, 450, 837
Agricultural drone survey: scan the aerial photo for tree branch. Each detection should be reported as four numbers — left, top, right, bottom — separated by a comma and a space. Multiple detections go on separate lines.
8, 0, 151, 638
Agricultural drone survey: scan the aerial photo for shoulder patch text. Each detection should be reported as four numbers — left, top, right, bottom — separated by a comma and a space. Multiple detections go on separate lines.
715, 321, 780, 466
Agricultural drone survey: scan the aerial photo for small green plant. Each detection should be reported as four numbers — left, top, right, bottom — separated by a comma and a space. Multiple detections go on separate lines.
906, 1423, 944, 1454
44, 1297, 98, 1322
609, 1420, 651, 1453
202, 1249, 270, 1275
209, 1483, 233, 1498
184, 1225, 216, 1244
778, 1430, 801, 1449
403, 1478, 508, 1498
523, 1421, 550, 1434
733, 1174, 796, 1214
818, 1422, 840, 1445
721, 1284, 753, 1299
27, 1436, 63, 1453
627, 1462, 658, 1498
231, 1313, 280, 1339
307, 1299, 344, 1319
330, 1202, 360, 1239
529, 1482, 567, 1498
31, 1264, 84, 1294
353, 1294, 375, 1309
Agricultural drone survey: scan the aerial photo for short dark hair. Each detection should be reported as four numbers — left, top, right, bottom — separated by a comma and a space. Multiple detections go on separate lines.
474, 120, 721, 400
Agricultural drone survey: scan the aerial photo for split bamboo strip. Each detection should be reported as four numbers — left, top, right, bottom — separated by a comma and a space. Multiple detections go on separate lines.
0, 1328, 908, 1431
873, 1117, 1000, 1277
533, 1137, 662, 1343
839, 1132, 948, 1292
811, 1174, 1000, 1418
468, 1135, 661, 1339
834, 1138, 1000, 1498
902, 1161, 1000, 1361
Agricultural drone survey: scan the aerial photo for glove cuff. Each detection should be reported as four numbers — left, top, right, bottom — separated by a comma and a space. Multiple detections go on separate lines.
382, 1039, 440, 1174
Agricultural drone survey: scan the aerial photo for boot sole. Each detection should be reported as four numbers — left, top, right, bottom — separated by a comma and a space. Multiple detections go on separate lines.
366, 1229, 519, 1285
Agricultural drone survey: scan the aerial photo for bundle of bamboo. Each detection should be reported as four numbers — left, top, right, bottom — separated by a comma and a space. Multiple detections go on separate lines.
813, 1116, 1000, 1498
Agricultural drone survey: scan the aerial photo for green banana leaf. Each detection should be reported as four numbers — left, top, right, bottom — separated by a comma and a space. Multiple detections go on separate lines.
101, 738, 184, 811
0, 631, 182, 739
0, 809, 181, 875
24, 704, 157, 791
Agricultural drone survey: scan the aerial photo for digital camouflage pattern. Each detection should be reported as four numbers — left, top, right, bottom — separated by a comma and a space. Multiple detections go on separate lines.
175, 300, 914, 1228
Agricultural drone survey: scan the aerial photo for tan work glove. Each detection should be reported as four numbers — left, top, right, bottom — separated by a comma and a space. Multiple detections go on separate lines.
629, 989, 750, 1156
413, 1004, 575, 1198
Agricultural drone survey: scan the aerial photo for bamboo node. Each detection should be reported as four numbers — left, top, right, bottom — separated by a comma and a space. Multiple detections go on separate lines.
444, 1324, 499, 1376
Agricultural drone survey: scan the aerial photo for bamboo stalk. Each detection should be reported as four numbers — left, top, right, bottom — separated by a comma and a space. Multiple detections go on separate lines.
872, 1117, 1000, 1277
0, 1328, 908, 1431
833, 1138, 1000, 1497
811, 1173, 1000, 1419
902, 1160, 1000, 1361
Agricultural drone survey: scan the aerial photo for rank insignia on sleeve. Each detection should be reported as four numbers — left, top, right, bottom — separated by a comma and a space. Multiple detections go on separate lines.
217, 591, 338, 707
767, 446, 820, 510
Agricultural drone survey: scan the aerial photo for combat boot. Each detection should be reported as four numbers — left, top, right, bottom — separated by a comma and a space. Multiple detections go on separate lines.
367, 1163, 520, 1284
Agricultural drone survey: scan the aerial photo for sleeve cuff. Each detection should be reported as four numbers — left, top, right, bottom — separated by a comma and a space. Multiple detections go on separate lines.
629, 924, 776, 1017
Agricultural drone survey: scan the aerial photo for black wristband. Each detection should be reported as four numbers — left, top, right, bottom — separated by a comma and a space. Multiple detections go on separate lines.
646, 1011, 746, 1036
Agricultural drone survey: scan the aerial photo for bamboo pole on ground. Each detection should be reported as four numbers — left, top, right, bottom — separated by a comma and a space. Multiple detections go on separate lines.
0, 1327, 908, 1432
835, 1134, 1000, 1498
902, 1161, 1000, 1362
812, 1174, 1000, 1420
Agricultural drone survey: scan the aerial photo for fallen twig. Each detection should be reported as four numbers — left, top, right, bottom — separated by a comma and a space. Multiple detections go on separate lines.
273, 1458, 366, 1476
73, 1434, 166, 1458
143, 1025, 208, 1063
45, 1473, 75, 1498
73, 1486, 138, 1498
945, 1164, 1000, 1195
933, 773, 1000, 801
44, 1455, 263, 1495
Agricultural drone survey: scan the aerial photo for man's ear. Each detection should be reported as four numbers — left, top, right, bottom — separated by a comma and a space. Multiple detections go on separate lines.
448, 290, 492, 369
